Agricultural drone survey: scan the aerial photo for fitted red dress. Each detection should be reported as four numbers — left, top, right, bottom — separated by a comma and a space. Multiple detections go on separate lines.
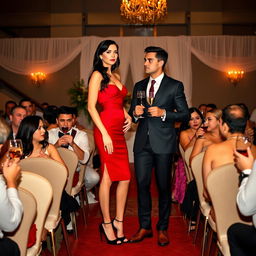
94, 84, 131, 181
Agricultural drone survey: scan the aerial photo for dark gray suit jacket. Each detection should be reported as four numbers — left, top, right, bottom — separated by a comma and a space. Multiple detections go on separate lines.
129, 74, 189, 154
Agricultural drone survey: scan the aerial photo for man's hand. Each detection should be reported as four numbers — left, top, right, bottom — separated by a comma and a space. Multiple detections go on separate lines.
56, 135, 74, 147
148, 106, 165, 117
134, 105, 145, 117
234, 147, 254, 171
3, 158, 21, 188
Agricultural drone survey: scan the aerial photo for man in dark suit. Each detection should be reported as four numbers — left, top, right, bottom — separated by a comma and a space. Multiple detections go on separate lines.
129, 46, 189, 246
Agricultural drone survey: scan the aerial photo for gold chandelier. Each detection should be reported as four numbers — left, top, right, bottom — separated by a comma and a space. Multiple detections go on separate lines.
120, 0, 168, 25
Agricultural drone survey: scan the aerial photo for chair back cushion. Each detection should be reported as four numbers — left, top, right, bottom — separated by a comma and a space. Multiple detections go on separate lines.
57, 148, 78, 194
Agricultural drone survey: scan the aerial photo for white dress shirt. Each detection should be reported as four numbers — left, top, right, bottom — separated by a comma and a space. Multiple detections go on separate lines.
146, 72, 164, 98
0, 175, 23, 238
147, 73, 166, 121
48, 127, 90, 164
237, 160, 256, 228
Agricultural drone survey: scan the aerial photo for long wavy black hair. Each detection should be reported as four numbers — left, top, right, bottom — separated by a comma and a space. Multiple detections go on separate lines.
91, 40, 120, 91
16, 115, 48, 158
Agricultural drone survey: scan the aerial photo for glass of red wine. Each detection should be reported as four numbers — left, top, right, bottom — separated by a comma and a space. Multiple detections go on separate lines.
9, 139, 23, 159
236, 136, 251, 157
62, 127, 69, 133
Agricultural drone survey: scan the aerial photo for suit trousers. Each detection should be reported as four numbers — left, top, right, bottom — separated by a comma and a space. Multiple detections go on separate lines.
134, 136, 172, 230
228, 222, 256, 256
0, 237, 20, 256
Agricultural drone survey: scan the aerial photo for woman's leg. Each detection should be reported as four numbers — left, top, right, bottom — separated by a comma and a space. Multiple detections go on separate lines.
99, 165, 116, 241
114, 180, 130, 237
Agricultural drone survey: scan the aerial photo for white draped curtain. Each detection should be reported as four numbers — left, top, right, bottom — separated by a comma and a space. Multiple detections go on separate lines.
1, 35, 256, 107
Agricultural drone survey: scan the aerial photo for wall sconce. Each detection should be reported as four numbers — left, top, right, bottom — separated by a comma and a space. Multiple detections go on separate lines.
227, 70, 244, 86
30, 72, 46, 87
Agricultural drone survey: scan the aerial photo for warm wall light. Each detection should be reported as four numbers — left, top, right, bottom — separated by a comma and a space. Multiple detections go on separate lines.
30, 72, 46, 87
227, 70, 244, 86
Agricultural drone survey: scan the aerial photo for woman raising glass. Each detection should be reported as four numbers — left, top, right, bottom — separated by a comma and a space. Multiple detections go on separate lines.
189, 109, 223, 164
88, 40, 131, 245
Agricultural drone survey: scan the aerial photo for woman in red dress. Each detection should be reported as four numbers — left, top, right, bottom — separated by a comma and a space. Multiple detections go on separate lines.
88, 40, 132, 245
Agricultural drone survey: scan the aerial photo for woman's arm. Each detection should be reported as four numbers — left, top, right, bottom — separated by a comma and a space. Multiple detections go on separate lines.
189, 138, 204, 165
87, 71, 113, 154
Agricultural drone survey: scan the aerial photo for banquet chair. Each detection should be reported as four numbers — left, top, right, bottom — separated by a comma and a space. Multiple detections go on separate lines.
191, 152, 216, 256
7, 187, 37, 256
16, 171, 53, 256
184, 146, 194, 183
57, 147, 83, 238
20, 158, 71, 256
206, 163, 252, 256
71, 163, 88, 224
57, 147, 78, 195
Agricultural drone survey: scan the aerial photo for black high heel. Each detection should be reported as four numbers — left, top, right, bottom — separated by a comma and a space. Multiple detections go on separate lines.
112, 218, 129, 243
99, 222, 122, 245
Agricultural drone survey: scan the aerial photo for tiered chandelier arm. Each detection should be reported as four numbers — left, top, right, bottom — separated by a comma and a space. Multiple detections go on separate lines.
120, 0, 167, 25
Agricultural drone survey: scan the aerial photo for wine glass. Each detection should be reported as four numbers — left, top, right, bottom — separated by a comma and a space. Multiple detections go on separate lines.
148, 91, 154, 106
136, 90, 145, 118
61, 127, 69, 133
236, 136, 251, 157
137, 90, 145, 106
9, 139, 23, 159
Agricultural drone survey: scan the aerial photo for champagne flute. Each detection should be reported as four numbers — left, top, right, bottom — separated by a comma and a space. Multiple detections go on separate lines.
148, 91, 154, 106
9, 139, 23, 159
136, 90, 145, 118
236, 136, 251, 157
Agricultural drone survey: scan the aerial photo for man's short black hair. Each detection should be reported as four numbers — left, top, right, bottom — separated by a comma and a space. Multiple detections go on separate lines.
57, 106, 74, 117
144, 46, 168, 69
19, 98, 33, 106
222, 104, 247, 134
43, 105, 58, 124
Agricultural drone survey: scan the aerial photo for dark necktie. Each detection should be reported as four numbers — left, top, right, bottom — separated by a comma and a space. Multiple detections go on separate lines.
58, 131, 68, 138
149, 80, 156, 97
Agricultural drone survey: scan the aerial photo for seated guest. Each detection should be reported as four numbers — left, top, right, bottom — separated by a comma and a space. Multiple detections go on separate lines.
8, 106, 27, 140
238, 103, 254, 143
2, 100, 17, 125
16, 116, 64, 164
70, 107, 86, 130
203, 104, 256, 200
48, 106, 99, 204
179, 107, 204, 151
16, 115, 79, 234
228, 147, 256, 255
19, 99, 43, 117
43, 105, 58, 130
206, 103, 217, 112
198, 103, 207, 118
189, 109, 223, 165
41, 102, 49, 109
0, 118, 23, 256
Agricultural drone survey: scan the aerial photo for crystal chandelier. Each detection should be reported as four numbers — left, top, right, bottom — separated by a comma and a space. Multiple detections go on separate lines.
120, 0, 168, 25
